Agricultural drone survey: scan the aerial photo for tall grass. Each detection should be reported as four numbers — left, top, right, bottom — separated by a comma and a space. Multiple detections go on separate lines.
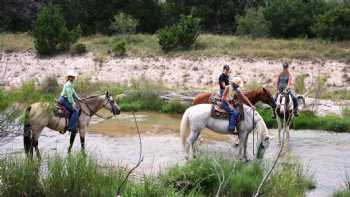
0, 153, 314, 197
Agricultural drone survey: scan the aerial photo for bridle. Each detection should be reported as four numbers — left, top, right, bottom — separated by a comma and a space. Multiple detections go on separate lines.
79, 94, 118, 120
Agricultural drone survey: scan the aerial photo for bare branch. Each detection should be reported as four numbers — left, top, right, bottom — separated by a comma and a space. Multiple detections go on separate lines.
115, 111, 144, 197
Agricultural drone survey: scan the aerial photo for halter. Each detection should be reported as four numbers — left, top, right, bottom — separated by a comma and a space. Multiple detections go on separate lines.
79, 94, 117, 119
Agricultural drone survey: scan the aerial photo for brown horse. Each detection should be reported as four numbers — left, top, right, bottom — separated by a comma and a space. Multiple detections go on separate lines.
192, 87, 276, 109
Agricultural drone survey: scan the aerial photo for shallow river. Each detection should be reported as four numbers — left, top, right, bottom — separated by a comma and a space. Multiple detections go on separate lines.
1, 112, 350, 197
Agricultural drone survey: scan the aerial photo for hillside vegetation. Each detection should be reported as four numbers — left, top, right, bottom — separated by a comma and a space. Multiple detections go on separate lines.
1, 33, 350, 61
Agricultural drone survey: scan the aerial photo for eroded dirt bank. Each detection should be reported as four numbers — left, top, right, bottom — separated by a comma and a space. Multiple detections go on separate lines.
1, 52, 349, 91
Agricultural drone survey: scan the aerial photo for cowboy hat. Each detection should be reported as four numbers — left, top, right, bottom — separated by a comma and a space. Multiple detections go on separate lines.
66, 70, 77, 77
232, 77, 244, 88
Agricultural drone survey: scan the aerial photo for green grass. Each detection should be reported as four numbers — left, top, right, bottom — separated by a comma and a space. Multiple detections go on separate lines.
259, 109, 350, 132
1, 33, 350, 60
0, 153, 314, 197
333, 176, 350, 197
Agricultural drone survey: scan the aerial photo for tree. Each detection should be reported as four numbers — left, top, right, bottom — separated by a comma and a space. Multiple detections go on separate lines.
313, 7, 350, 41
110, 12, 139, 35
236, 8, 270, 37
33, 4, 80, 55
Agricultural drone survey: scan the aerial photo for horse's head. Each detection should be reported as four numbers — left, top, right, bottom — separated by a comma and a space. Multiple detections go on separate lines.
261, 87, 276, 109
276, 89, 293, 115
103, 91, 120, 116
249, 108, 270, 159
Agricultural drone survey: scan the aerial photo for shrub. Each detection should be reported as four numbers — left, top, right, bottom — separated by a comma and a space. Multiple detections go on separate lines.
110, 12, 139, 35
158, 26, 179, 52
176, 15, 201, 48
158, 15, 200, 52
111, 40, 127, 56
70, 43, 87, 55
294, 74, 308, 94
160, 101, 189, 113
313, 7, 350, 41
236, 8, 270, 37
0, 89, 9, 111
39, 76, 60, 94
34, 4, 81, 55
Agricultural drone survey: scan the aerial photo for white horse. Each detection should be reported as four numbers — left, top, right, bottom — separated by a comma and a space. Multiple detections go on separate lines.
180, 104, 270, 161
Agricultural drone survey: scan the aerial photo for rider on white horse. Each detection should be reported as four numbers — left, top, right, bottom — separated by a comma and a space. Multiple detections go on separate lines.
273, 62, 299, 118
58, 70, 81, 133
221, 77, 256, 133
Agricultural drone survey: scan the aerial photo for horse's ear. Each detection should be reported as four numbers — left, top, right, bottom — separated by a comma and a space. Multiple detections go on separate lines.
262, 87, 267, 93
106, 91, 109, 97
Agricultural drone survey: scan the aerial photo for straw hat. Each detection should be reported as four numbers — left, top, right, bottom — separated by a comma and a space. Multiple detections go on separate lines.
232, 77, 244, 88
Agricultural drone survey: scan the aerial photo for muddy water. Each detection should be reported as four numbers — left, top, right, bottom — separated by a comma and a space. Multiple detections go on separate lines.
1, 112, 350, 197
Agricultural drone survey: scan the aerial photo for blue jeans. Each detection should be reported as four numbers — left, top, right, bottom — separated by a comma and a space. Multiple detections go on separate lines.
219, 89, 225, 97
221, 100, 238, 131
59, 96, 80, 130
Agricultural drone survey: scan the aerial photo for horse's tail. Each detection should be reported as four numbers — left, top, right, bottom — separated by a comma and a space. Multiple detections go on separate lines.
180, 108, 190, 148
23, 106, 32, 155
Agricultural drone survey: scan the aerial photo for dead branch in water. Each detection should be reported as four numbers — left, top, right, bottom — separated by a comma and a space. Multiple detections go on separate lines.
115, 111, 144, 197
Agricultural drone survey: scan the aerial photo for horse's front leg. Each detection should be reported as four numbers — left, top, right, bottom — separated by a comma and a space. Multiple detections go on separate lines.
277, 117, 282, 145
80, 128, 86, 153
238, 132, 249, 162
68, 132, 77, 153
186, 130, 200, 160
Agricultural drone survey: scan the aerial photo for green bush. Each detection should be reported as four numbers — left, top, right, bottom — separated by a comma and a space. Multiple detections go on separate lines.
158, 26, 178, 52
313, 7, 350, 41
0, 89, 9, 111
158, 15, 200, 52
158, 26, 179, 52
70, 43, 87, 55
176, 15, 200, 48
34, 4, 80, 55
236, 8, 270, 38
160, 101, 189, 114
110, 12, 139, 35
111, 40, 126, 56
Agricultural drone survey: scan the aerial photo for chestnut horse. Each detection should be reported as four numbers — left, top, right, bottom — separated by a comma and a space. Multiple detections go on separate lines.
192, 88, 276, 109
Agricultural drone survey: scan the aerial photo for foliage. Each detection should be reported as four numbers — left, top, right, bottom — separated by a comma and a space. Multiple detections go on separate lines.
0, 156, 44, 197
160, 101, 189, 114
259, 108, 350, 132
39, 76, 60, 94
176, 15, 201, 48
294, 74, 308, 94
33, 4, 81, 55
264, 161, 315, 196
158, 15, 200, 52
313, 7, 350, 41
236, 8, 270, 37
0, 89, 10, 112
0, 153, 316, 197
110, 12, 139, 35
111, 40, 127, 56
334, 175, 350, 197
158, 26, 179, 52
264, 0, 328, 38
70, 43, 87, 55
